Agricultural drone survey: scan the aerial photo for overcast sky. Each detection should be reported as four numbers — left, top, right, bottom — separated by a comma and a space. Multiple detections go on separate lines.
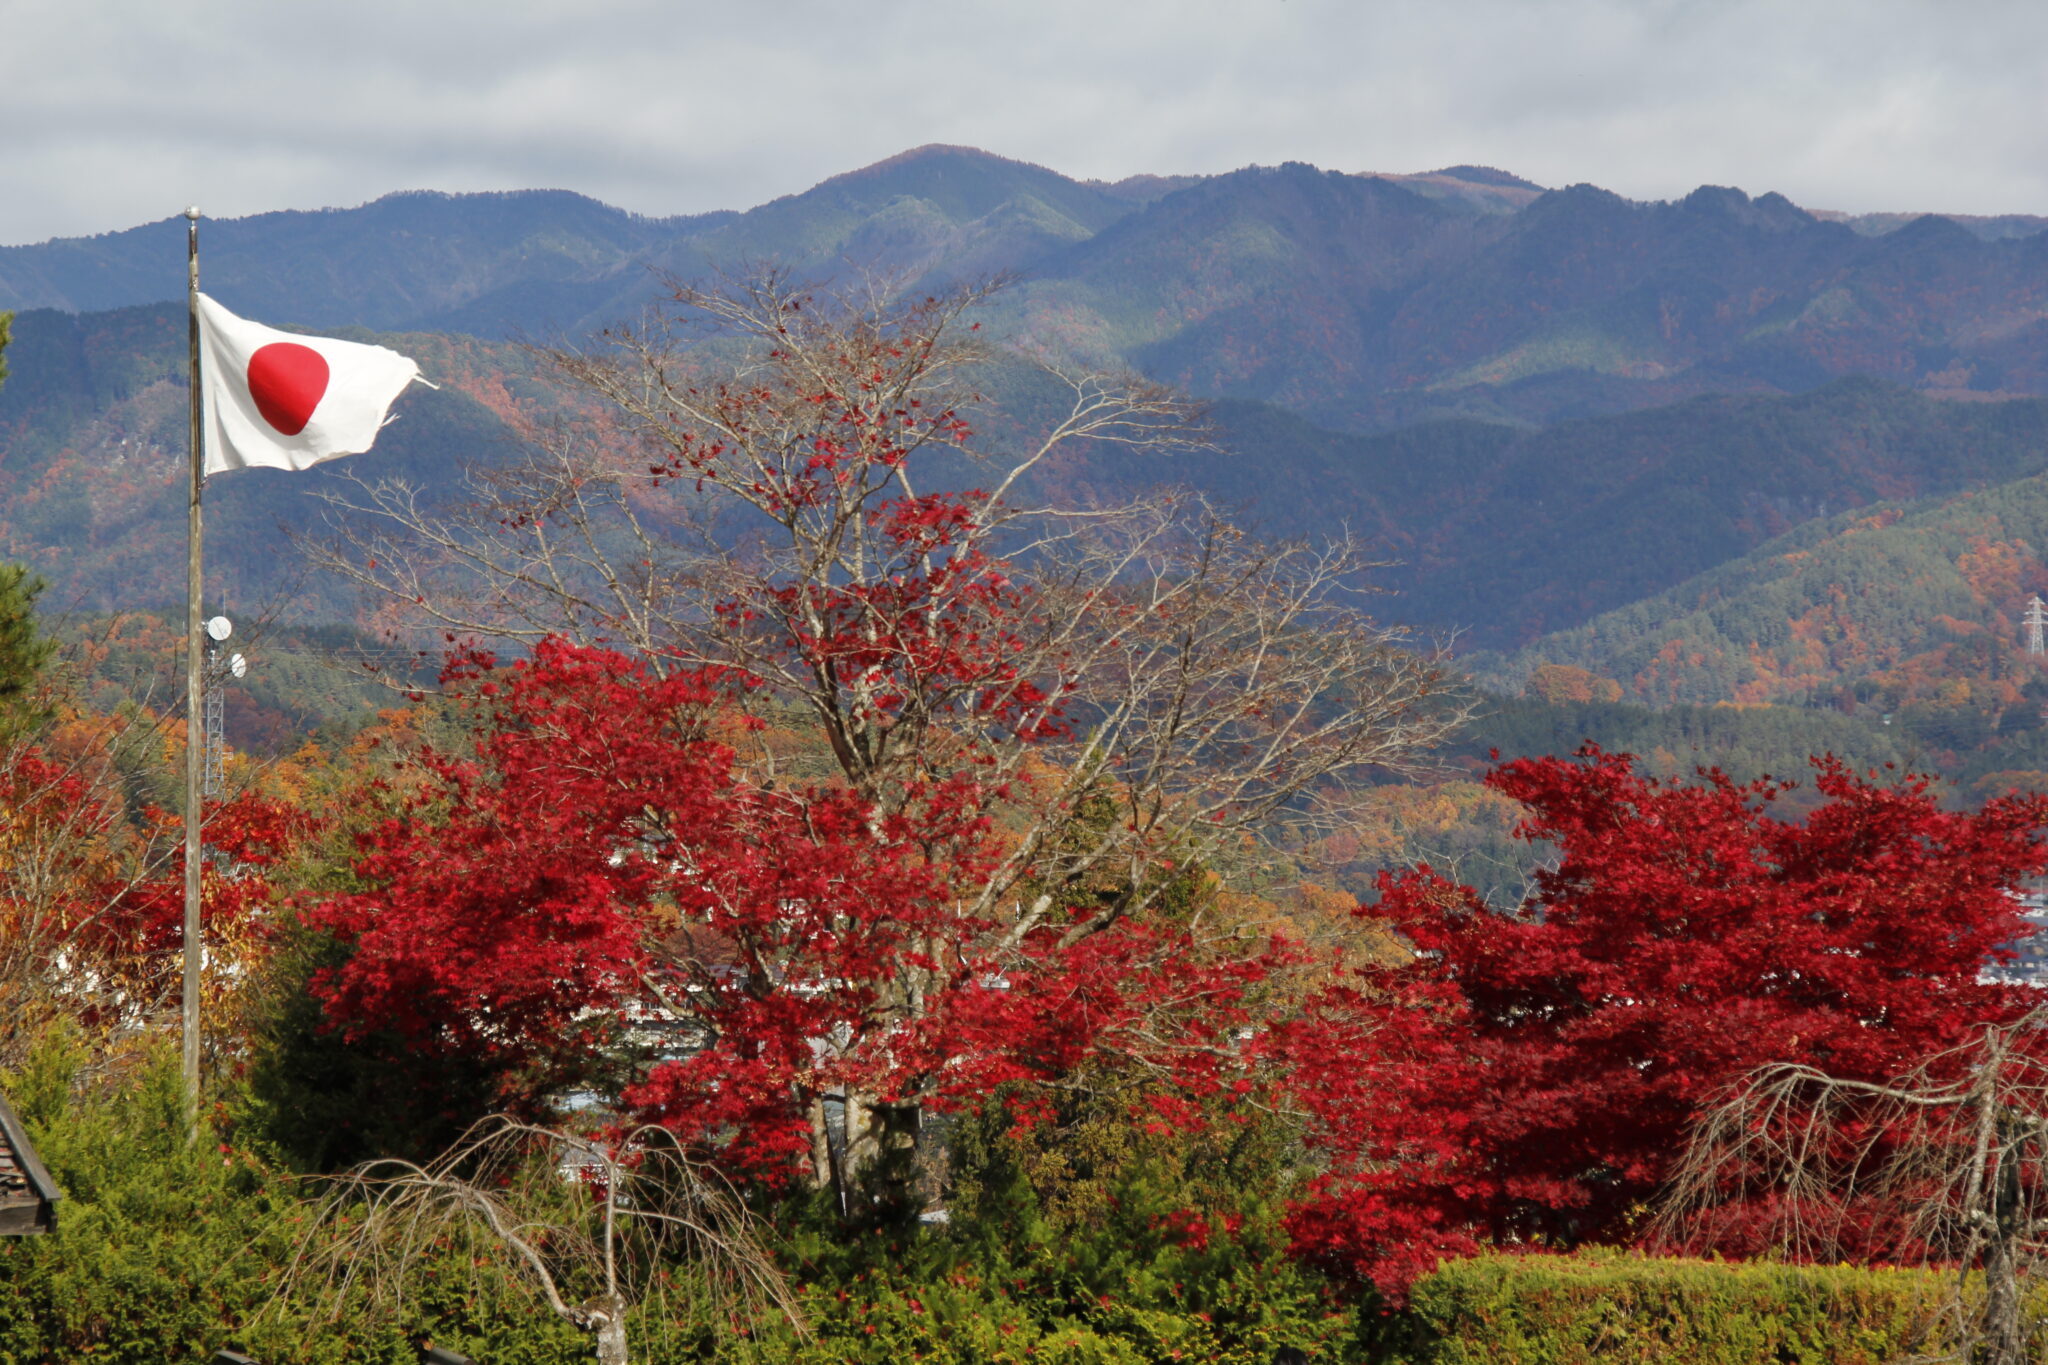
5, 0, 2046, 245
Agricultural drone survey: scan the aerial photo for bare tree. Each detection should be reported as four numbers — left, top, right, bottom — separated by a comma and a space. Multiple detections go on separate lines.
281, 1116, 803, 1365
302, 269, 1469, 1200
1659, 1010, 2048, 1365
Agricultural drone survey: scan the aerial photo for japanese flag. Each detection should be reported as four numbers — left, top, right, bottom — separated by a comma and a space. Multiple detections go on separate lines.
195, 292, 421, 475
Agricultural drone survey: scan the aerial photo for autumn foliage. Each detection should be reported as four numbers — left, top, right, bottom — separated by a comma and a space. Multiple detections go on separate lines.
0, 729, 296, 1063
301, 628, 2048, 1298
308, 639, 1274, 1185
1277, 746, 2048, 1296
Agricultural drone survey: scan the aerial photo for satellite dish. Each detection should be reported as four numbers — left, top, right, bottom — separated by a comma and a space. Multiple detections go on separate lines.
205, 616, 233, 642
229, 653, 248, 680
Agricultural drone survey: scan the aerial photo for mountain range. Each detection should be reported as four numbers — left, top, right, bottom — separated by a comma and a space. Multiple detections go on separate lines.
12, 145, 2048, 427
7, 144, 2048, 701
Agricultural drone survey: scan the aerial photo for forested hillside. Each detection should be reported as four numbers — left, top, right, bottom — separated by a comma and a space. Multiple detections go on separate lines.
11, 284, 2048, 661
1499, 470, 2048, 707
12, 148, 2048, 810
1186, 379, 2048, 645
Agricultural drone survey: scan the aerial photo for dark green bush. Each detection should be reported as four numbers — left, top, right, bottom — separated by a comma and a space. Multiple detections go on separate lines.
752, 1087, 1359, 1365
235, 916, 515, 1172
0, 1029, 328, 1362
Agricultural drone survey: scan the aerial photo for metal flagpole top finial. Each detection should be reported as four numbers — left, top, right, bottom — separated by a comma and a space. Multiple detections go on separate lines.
184, 206, 200, 220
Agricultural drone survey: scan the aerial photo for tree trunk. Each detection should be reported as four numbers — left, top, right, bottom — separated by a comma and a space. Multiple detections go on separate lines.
807, 1093, 838, 1199
1982, 1149, 2028, 1365
591, 1293, 630, 1365
838, 1090, 921, 1221
842, 1090, 872, 1181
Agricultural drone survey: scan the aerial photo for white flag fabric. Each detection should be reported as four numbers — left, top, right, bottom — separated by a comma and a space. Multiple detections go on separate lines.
196, 292, 420, 475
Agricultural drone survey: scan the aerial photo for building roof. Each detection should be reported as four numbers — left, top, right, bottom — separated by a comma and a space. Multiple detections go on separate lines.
0, 1092, 60, 1235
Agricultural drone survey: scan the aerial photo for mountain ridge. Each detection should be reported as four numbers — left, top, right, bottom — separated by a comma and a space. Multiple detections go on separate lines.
7, 146, 2046, 434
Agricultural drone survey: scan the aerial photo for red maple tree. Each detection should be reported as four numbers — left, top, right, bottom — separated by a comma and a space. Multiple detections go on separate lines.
309, 640, 1277, 1194
1277, 746, 2048, 1297
0, 734, 296, 1056
311, 274, 1459, 1206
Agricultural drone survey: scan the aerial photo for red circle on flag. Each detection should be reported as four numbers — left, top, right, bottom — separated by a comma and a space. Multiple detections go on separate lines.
247, 343, 330, 436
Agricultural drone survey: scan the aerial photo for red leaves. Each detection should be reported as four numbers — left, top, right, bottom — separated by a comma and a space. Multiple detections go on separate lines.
0, 745, 298, 1032
724, 520, 1071, 746
308, 639, 1273, 1181
309, 642, 721, 1078
1280, 746, 2048, 1298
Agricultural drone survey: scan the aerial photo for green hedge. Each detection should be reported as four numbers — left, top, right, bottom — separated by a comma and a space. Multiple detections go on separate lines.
1395, 1249, 1962, 1365
0, 1032, 597, 1365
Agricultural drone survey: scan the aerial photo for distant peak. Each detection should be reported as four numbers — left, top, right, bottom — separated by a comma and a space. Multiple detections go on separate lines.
375, 187, 571, 202
1432, 165, 1542, 190
1682, 184, 1751, 210
1886, 212, 1983, 244
1546, 182, 1632, 207
1807, 205, 2048, 241
1751, 191, 1816, 228
1225, 161, 1359, 184
365, 187, 612, 211
839, 144, 1048, 177
1678, 183, 1815, 231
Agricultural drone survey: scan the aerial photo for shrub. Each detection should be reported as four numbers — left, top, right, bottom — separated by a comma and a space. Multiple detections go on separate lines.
236, 915, 518, 1172
757, 1085, 1362, 1365
0, 1027, 610, 1364
1391, 1249, 1969, 1365
0, 1030, 301, 1361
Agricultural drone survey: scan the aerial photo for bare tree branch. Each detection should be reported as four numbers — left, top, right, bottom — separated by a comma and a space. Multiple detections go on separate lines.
293, 269, 1470, 1206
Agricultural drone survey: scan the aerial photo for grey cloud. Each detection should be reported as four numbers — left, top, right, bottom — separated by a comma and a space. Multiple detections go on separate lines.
3, 0, 2047, 244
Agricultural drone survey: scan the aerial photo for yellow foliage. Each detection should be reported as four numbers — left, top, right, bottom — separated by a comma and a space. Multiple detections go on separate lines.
1527, 663, 1624, 705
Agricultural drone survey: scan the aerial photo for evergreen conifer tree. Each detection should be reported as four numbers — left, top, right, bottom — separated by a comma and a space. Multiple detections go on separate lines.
0, 563, 51, 745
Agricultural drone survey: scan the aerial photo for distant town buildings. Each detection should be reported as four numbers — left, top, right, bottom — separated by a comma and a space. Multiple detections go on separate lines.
1987, 891, 2048, 986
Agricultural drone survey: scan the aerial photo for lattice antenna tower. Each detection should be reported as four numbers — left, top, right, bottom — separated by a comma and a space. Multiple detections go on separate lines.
199, 614, 246, 798
203, 668, 226, 797
2026, 595, 2047, 658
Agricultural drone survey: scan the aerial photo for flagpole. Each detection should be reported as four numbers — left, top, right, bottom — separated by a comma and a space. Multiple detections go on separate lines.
182, 206, 204, 1136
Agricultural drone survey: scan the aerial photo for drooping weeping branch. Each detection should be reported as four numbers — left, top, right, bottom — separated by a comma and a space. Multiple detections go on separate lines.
1658, 1009, 2048, 1365
279, 1116, 804, 1363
